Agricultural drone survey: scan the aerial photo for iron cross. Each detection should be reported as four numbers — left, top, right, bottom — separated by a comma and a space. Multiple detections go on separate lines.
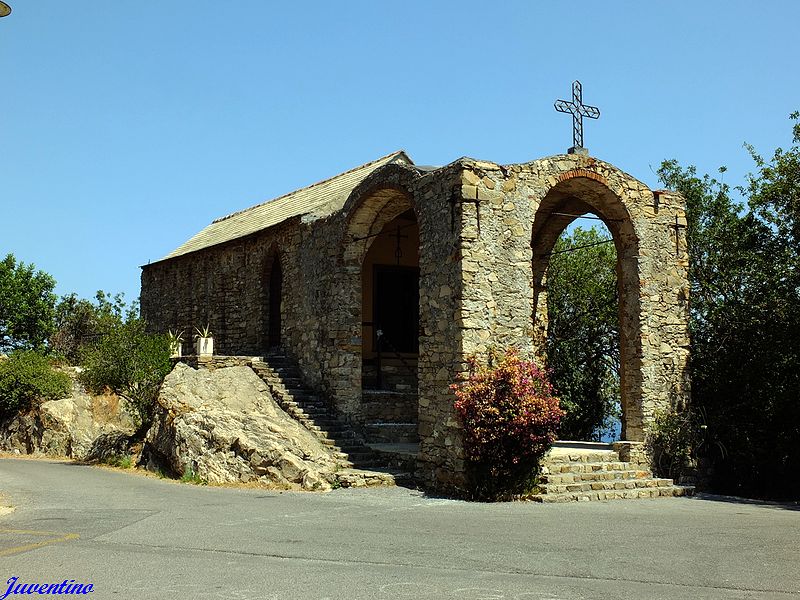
554, 80, 600, 153
669, 214, 687, 257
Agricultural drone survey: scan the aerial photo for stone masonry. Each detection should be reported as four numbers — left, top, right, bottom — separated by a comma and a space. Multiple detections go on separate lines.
141, 151, 690, 494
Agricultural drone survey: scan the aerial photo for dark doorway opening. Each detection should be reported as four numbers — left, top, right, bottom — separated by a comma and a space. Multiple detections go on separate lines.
373, 265, 419, 354
268, 255, 282, 348
350, 195, 420, 447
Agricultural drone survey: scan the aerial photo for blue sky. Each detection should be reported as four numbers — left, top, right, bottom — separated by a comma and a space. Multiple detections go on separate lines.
2, 1, 798, 303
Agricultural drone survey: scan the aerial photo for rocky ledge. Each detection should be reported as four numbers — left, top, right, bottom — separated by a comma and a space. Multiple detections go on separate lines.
141, 363, 341, 491
0, 372, 135, 459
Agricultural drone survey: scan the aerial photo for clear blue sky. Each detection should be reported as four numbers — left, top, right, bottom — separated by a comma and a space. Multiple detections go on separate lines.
2, 1, 798, 304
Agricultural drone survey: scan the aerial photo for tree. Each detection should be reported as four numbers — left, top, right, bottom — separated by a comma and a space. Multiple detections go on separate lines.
546, 226, 620, 441
745, 112, 800, 249
0, 254, 57, 352
50, 290, 132, 364
79, 305, 172, 431
657, 113, 800, 499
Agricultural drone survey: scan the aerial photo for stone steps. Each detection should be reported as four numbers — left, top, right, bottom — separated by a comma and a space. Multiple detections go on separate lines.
251, 352, 407, 486
541, 469, 653, 483
542, 478, 674, 494
364, 422, 419, 444
361, 362, 418, 393
335, 468, 411, 488
360, 389, 419, 444
533, 485, 693, 503
544, 462, 642, 474
530, 443, 694, 503
366, 443, 418, 473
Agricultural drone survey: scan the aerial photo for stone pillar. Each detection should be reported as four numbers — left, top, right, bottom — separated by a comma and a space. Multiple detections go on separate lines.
457, 162, 536, 359
415, 170, 471, 492
633, 190, 691, 439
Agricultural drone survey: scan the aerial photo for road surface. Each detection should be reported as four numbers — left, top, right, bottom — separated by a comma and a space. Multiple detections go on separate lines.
1, 458, 798, 599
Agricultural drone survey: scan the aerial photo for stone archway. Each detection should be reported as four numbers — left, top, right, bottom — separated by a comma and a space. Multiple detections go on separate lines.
338, 186, 420, 428
531, 174, 643, 440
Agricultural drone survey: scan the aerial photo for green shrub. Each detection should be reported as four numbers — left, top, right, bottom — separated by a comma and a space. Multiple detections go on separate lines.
180, 468, 207, 485
451, 349, 564, 500
102, 454, 133, 469
0, 351, 71, 418
648, 408, 702, 481
656, 113, 800, 499
79, 318, 171, 430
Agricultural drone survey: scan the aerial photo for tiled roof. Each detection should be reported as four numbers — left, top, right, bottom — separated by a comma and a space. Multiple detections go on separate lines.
160, 150, 413, 261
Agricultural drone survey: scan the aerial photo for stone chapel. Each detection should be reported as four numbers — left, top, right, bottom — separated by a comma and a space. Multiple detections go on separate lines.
140, 150, 690, 491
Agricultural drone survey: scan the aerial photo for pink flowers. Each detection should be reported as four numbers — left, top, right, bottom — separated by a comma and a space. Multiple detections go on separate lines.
451, 349, 564, 497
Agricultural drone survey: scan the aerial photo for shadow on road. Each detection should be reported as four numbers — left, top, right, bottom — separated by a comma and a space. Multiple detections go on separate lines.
690, 492, 800, 511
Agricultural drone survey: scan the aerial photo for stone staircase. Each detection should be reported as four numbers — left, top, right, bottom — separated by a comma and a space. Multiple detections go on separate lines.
531, 442, 695, 503
361, 389, 419, 447
361, 359, 418, 392
250, 351, 413, 488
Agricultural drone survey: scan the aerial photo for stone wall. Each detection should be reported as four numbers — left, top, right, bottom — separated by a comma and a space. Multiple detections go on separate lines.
140, 219, 299, 357
176, 356, 262, 371
361, 391, 418, 423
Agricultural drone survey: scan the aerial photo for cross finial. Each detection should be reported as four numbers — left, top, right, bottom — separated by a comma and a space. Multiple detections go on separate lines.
554, 80, 600, 155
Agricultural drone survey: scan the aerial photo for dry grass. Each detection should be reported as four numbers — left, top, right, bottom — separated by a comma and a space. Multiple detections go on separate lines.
0, 451, 72, 462
0, 492, 14, 516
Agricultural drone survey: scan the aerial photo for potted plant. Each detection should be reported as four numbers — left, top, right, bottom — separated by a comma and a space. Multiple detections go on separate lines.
167, 330, 184, 358
194, 325, 214, 357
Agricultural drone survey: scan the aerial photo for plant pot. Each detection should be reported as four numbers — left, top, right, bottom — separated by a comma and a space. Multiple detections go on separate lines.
170, 342, 183, 358
195, 337, 213, 357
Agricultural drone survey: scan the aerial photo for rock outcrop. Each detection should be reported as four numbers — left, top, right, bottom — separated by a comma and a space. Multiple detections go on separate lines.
141, 363, 338, 491
0, 373, 136, 458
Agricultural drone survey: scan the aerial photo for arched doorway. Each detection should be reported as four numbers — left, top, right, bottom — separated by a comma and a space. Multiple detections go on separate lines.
545, 218, 621, 441
342, 187, 420, 444
361, 208, 419, 392
263, 251, 283, 350
531, 176, 642, 441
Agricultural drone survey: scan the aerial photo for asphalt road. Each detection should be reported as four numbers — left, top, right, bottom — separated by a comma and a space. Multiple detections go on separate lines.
0, 458, 798, 600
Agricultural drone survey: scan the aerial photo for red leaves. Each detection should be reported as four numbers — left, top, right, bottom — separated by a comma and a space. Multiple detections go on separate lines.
451, 349, 564, 482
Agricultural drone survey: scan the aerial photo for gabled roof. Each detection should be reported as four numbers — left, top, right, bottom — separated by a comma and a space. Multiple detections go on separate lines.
159, 150, 413, 261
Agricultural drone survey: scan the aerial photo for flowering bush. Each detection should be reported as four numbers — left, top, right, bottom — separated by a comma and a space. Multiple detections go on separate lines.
451, 349, 564, 500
